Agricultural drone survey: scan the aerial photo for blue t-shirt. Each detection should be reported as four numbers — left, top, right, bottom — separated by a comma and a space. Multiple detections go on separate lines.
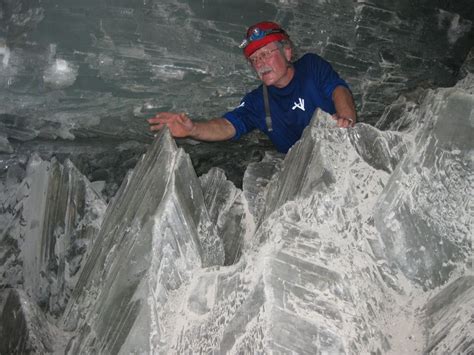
223, 53, 349, 153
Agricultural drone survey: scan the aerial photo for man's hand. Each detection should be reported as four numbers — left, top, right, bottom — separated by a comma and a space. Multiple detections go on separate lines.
148, 112, 195, 138
332, 113, 355, 128
148, 113, 236, 142
332, 86, 357, 128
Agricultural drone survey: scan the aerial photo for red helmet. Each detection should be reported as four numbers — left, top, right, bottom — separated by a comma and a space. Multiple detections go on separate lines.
240, 21, 289, 58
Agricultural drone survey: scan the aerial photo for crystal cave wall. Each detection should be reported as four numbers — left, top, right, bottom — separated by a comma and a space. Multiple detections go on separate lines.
0, 70, 472, 353
0, 0, 472, 189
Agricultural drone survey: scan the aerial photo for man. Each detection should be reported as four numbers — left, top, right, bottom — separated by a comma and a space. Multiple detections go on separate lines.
148, 21, 356, 153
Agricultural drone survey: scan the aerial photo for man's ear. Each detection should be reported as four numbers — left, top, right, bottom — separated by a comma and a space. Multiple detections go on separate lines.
284, 46, 292, 62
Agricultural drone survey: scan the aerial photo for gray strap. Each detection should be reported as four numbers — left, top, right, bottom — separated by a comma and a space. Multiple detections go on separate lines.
263, 84, 272, 132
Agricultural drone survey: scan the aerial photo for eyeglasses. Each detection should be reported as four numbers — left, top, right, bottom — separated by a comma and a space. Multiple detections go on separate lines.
239, 27, 286, 49
249, 48, 279, 65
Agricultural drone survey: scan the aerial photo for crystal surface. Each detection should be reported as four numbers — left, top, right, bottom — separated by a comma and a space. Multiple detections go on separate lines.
200, 167, 249, 265
0, 154, 106, 317
242, 151, 283, 225
0, 134, 12, 154
61, 128, 224, 353
0, 289, 56, 354
423, 276, 474, 354
374, 77, 473, 289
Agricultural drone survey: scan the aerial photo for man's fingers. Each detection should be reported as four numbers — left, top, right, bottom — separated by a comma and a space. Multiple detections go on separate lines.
147, 112, 193, 138
149, 122, 165, 131
336, 118, 345, 127
148, 112, 184, 123
177, 113, 190, 124
147, 114, 166, 124
176, 114, 185, 123
334, 117, 354, 128
148, 112, 169, 122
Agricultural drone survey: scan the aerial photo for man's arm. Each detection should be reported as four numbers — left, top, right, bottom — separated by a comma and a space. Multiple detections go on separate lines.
332, 86, 357, 128
148, 112, 236, 141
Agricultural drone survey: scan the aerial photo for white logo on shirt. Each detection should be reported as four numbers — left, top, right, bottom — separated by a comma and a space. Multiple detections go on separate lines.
238, 101, 245, 108
292, 98, 305, 111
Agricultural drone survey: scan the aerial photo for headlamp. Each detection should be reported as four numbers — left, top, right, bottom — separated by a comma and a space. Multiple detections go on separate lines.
239, 27, 286, 49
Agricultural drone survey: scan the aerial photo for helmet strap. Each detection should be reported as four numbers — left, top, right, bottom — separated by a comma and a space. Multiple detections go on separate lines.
263, 84, 272, 132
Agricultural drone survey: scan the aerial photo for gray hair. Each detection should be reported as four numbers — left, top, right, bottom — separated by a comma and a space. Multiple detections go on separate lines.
276, 40, 294, 67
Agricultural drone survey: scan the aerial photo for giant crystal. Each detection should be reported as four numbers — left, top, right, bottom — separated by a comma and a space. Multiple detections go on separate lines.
374, 77, 473, 289
62, 128, 224, 353
0, 155, 106, 317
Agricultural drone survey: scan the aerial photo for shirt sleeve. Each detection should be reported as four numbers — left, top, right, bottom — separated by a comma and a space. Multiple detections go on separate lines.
312, 54, 350, 100
222, 92, 260, 140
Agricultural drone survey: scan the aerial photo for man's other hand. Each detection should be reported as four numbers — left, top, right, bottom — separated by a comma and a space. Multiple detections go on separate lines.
332, 113, 356, 128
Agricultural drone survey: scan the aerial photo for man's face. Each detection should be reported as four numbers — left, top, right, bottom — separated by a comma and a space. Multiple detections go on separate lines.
249, 42, 293, 88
